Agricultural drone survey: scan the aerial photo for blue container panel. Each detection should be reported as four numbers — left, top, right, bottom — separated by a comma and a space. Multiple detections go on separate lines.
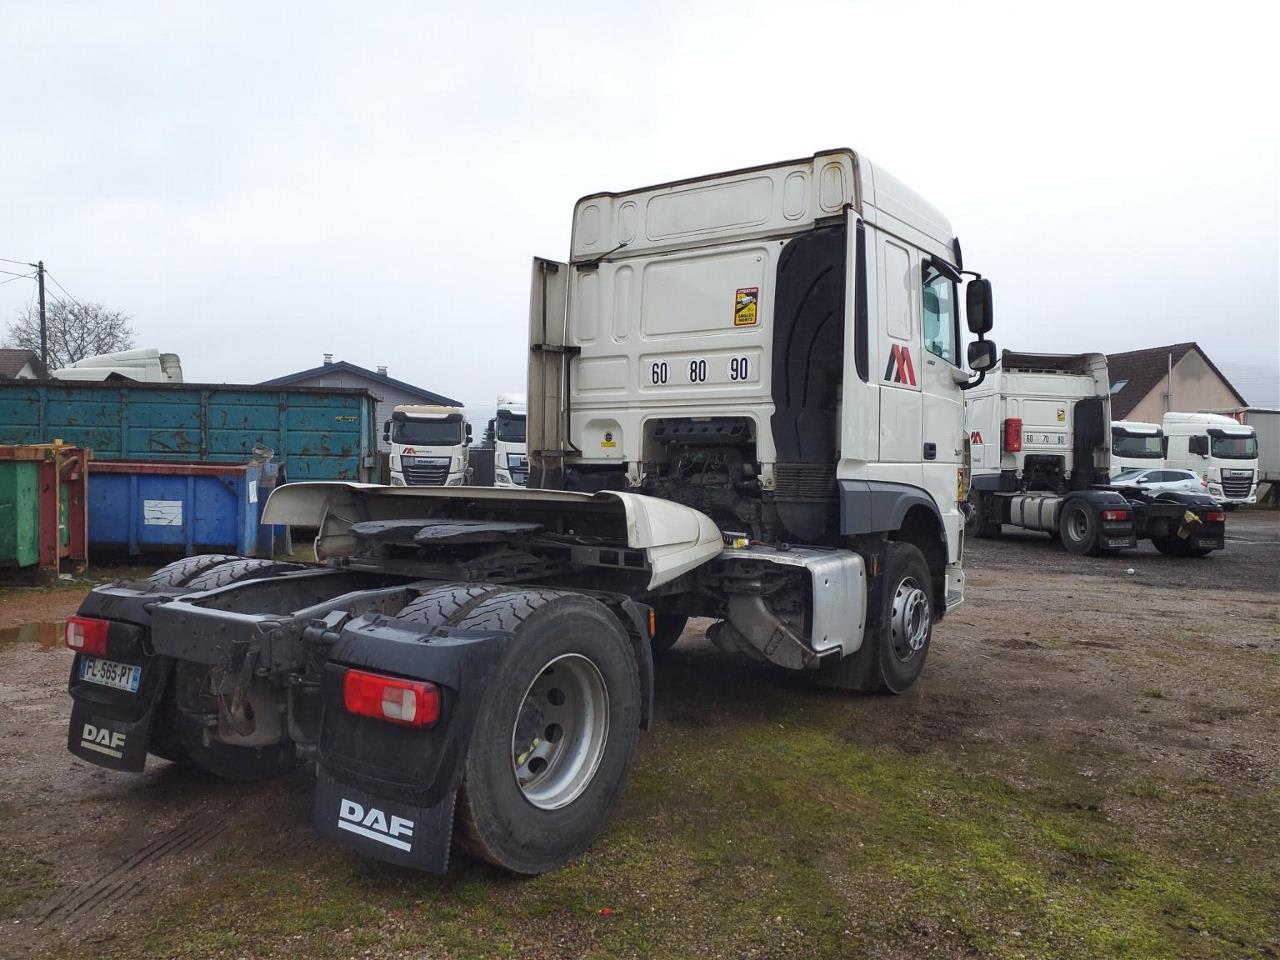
0, 384, 374, 481
88, 471, 256, 555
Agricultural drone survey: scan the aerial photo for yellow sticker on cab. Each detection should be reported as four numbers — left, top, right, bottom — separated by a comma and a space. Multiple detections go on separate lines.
600, 431, 616, 449
734, 287, 759, 326
1056, 408, 1066, 422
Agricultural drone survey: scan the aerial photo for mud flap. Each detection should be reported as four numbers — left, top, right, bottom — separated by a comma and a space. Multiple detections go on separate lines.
67, 677, 163, 772
313, 767, 456, 873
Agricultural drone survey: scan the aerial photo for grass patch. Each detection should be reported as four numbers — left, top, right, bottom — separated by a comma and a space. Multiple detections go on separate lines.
95, 696, 1278, 960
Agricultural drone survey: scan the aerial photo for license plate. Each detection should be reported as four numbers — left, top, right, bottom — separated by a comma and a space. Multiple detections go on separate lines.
1106, 538, 1131, 548
79, 656, 141, 693
1196, 538, 1223, 549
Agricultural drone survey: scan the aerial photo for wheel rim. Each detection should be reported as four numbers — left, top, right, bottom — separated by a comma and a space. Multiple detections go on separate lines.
511, 653, 610, 810
1068, 508, 1089, 542
889, 576, 931, 662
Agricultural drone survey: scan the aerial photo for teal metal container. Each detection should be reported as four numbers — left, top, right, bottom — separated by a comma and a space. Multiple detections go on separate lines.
0, 382, 377, 482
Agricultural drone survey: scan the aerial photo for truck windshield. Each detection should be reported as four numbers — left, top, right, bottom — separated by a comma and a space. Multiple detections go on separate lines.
1112, 431, 1163, 459
393, 419, 463, 445
496, 413, 526, 443
1211, 434, 1258, 459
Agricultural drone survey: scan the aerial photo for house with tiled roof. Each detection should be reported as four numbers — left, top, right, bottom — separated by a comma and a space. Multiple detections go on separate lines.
0, 348, 48, 380
1106, 342, 1247, 422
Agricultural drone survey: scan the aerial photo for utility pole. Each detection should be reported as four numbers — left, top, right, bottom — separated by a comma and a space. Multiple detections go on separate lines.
36, 260, 47, 368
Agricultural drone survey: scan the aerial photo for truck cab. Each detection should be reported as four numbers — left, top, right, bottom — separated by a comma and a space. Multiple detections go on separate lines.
1162, 412, 1258, 506
53, 347, 183, 383
1111, 419, 1165, 476
385, 404, 471, 486
491, 393, 528, 487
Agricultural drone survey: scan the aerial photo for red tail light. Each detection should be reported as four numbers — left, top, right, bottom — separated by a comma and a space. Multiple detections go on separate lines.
1003, 418, 1023, 453
65, 616, 110, 656
343, 669, 439, 727
1101, 509, 1130, 522
1206, 511, 1225, 523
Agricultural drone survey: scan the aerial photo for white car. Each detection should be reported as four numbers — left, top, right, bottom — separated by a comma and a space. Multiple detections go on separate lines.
1108, 468, 1208, 496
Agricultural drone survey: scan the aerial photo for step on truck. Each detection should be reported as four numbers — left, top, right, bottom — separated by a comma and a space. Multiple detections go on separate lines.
64, 148, 999, 874
385, 404, 472, 486
965, 352, 1225, 557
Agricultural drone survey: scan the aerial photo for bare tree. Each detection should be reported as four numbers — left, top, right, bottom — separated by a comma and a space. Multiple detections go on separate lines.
4, 301, 136, 370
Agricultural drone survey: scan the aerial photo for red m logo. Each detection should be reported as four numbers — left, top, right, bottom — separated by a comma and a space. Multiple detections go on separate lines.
884, 344, 917, 386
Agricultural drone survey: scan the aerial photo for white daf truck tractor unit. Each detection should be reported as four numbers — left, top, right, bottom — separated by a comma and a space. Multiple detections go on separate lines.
1111, 419, 1165, 476
965, 352, 1225, 557
492, 392, 528, 487
61, 148, 1000, 876
385, 404, 472, 486
1162, 411, 1259, 508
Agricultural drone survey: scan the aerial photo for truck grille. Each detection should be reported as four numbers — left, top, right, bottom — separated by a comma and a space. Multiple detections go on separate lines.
510, 456, 529, 486
1222, 474, 1254, 499
403, 457, 450, 486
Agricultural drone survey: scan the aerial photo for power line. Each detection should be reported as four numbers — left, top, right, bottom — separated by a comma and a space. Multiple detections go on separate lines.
43, 270, 86, 311
0, 268, 34, 278
0, 257, 37, 267
0, 272, 35, 286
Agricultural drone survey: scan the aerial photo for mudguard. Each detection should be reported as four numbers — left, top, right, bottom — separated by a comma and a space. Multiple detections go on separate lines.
66, 588, 170, 772
310, 614, 511, 873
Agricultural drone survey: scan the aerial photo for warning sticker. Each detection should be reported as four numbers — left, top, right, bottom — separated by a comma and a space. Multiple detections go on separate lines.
734, 287, 759, 326
1056, 408, 1066, 423
600, 431, 616, 449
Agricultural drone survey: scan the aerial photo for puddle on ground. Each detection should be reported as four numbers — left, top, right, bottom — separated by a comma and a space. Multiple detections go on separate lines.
0, 621, 66, 649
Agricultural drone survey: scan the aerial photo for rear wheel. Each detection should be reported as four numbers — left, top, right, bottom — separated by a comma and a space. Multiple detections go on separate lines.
967, 492, 1001, 539
451, 590, 641, 874
147, 554, 244, 588
1059, 500, 1101, 556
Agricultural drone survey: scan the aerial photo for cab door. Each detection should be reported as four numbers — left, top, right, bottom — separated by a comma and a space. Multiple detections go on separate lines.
875, 232, 923, 480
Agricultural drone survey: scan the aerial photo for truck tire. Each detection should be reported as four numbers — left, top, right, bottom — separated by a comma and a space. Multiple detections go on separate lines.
395, 583, 500, 626
1059, 500, 1102, 556
147, 554, 245, 588
817, 542, 933, 694
451, 590, 642, 874
650, 613, 689, 653
1152, 537, 1212, 559
182, 558, 302, 591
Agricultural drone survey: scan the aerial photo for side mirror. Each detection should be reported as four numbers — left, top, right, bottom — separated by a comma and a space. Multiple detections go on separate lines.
1189, 436, 1209, 457
466, 424, 473, 441
382, 420, 390, 442
967, 339, 998, 372
966, 278, 994, 335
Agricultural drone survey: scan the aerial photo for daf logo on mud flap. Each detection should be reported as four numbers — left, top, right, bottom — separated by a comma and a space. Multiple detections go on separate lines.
338, 799, 415, 852
80, 723, 126, 759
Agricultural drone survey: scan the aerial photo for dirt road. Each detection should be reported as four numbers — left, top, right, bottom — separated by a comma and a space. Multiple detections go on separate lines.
1, 515, 1276, 960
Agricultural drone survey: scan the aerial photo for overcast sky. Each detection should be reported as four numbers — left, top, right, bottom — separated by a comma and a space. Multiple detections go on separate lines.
3, 0, 1277, 410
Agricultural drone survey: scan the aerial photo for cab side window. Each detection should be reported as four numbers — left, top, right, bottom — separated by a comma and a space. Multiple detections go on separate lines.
922, 269, 956, 364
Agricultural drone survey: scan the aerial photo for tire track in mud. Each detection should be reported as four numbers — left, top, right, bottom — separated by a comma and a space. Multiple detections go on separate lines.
27, 803, 243, 937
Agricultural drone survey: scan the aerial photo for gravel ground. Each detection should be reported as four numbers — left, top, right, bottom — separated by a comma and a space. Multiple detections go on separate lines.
1, 512, 1276, 960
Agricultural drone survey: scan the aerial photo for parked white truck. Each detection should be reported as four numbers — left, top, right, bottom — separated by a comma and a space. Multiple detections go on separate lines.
965, 352, 1224, 557
1163, 411, 1259, 507
384, 404, 472, 486
1111, 419, 1165, 475
492, 393, 528, 487
63, 148, 998, 876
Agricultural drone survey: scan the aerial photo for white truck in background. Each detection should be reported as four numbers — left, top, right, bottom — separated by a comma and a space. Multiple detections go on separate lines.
492, 393, 528, 487
384, 404, 472, 486
965, 352, 1224, 557
64, 148, 1000, 878
1111, 419, 1165, 475
1163, 412, 1259, 507
53, 348, 183, 383
1200, 408, 1279, 506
